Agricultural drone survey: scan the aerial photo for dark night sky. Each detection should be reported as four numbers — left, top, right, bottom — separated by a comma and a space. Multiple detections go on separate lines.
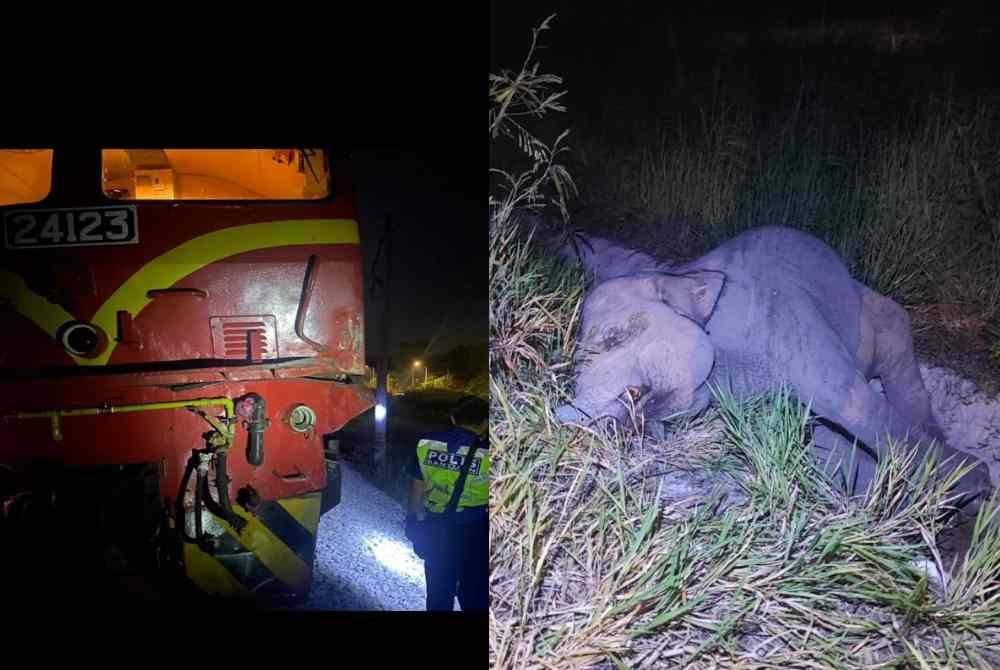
351, 150, 485, 360
491, 1, 997, 69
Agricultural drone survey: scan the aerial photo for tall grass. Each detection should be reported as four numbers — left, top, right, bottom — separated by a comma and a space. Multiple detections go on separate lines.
570, 73, 1000, 316
490, 14, 583, 399
854, 99, 1000, 310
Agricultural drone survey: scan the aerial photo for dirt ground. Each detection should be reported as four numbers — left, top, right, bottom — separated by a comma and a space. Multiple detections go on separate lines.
910, 302, 1000, 398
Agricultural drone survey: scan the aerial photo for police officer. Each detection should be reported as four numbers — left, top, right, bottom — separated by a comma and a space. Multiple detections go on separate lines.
405, 395, 489, 612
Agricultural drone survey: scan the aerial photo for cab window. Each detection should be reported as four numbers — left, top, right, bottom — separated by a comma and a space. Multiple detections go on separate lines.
101, 149, 330, 201
0, 150, 54, 206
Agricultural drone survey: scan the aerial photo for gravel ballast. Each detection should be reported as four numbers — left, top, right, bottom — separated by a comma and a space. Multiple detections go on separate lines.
299, 462, 458, 611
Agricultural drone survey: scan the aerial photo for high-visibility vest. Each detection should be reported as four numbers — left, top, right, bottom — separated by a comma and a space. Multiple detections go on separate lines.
415, 435, 490, 514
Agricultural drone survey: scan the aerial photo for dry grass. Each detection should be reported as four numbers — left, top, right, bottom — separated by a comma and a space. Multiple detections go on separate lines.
491, 377, 1000, 668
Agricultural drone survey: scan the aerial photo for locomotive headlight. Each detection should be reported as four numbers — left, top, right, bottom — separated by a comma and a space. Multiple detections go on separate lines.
288, 404, 317, 433
57, 321, 107, 357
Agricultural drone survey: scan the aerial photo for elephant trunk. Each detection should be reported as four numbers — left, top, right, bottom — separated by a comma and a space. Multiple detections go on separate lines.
554, 391, 626, 426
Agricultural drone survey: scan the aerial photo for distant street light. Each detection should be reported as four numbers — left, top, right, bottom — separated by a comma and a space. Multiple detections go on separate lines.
413, 360, 421, 387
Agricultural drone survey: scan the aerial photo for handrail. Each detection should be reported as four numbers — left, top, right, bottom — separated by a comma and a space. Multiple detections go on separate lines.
4, 397, 234, 442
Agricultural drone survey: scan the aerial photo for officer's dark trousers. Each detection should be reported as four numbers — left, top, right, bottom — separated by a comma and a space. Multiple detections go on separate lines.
423, 517, 488, 612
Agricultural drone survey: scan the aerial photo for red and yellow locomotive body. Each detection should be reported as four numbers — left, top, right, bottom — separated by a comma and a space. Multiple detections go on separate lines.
0, 148, 372, 601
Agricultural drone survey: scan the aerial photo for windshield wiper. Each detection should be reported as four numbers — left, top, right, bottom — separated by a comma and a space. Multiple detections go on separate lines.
298, 148, 321, 183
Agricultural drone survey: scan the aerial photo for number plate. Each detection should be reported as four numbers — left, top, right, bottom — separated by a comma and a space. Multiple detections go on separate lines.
3, 206, 138, 250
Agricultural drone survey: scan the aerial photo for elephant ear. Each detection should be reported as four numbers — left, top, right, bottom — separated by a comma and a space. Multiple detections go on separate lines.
652, 270, 725, 325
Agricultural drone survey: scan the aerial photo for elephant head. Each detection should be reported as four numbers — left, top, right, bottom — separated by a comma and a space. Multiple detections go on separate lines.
555, 269, 725, 428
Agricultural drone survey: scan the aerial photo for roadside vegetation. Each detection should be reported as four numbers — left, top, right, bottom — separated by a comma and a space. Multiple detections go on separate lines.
490, 15, 1000, 669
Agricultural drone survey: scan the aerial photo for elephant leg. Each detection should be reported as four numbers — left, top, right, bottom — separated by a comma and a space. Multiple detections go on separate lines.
859, 285, 937, 435
813, 365, 991, 515
806, 365, 916, 482
860, 286, 992, 512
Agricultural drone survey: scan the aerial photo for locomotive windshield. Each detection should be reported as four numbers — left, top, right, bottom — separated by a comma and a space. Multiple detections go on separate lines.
101, 148, 330, 201
0, 149, 54, 206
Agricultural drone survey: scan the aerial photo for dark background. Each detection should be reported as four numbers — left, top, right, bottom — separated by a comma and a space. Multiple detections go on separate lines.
491, 1, 998, 62
491, 1, 997, 109
352, 150, 485, 361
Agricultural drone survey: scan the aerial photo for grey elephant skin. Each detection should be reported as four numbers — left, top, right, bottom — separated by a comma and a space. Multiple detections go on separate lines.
555, 225, 992, 510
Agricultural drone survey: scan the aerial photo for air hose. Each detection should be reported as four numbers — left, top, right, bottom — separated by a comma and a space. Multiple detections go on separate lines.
214, 450, 246, 532
190, 454, 246, 535
175, 452, 204, 545
175, 400, 252, 548
242, 393, 267, 467
194, 467, 204, 542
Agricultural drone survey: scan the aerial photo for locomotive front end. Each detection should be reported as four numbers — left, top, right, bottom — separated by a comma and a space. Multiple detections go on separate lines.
0, 148, 373, 604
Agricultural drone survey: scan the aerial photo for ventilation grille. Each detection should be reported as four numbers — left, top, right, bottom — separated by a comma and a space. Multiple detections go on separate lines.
209, 316, 278, 361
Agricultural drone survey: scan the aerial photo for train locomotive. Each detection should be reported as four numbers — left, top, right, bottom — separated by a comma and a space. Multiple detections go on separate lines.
0, 148, 373, 604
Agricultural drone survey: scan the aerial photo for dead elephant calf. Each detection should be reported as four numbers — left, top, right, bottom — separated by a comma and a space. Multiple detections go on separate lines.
555, 225, 993, 514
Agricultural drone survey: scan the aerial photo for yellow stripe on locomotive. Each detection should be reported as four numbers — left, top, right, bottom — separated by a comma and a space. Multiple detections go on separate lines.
0, 218, 359, 366
184, 492, 322, 600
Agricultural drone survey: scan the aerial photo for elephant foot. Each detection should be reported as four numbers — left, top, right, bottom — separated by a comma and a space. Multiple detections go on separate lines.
936, 515, 976, 572
944, 455, 993, 520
